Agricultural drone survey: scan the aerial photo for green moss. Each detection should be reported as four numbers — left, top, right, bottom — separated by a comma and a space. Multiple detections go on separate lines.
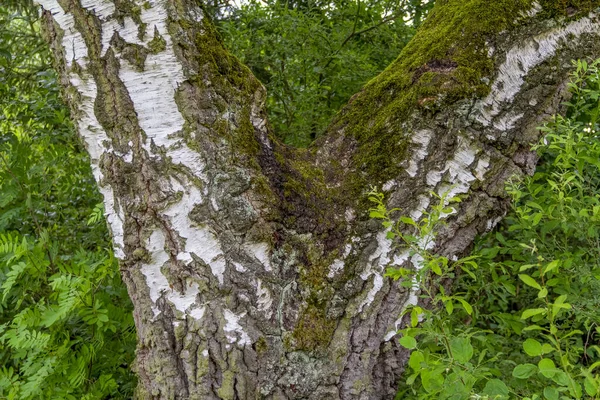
538, 0, 598, 16
110, 32, 149, 71
112, 0, 145, 39
292, 304, 337, 351
147, 26, 166, 54
131, 247, 150, 262
330, 0, 598, 214
336, 0, 540, 195
187, 15, 261, 99
254, 336, 268, 354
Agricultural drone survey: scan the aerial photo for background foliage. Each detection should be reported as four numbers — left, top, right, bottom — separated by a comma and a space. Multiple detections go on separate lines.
0, 2, 136, 398
373, 59, 600, 399
217, 0, 433, 146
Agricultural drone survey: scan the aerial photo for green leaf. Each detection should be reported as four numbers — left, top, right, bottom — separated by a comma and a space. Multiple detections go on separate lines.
543, 386, 559, 400
523, 338, 543, 357
541, 343, 555, 355
384, 268, 412, 280
521, 308, 546, 320
430, 261, 442, 276
538, 358, 557, 378
550, 370, 570, 386
399, 336, 417, 349
567, 374, 583, 398
420, 368, 444, 393
527, 201, 544, 210
457, 298, 473, 315
410, 308, 419, 327
538, 287, 548, 298
450, 337, 473, 363
444, 300, 454, 315
441, 373, 470, 399
406, 373, 418, 385
523, 325, 545, 332
554, 294, 568, 304
513, 363, 538, 379
482, 379, 509, 399
519, 264, 538, 272
543, 260, 560, 275
408, 350, 425, 372
519, 274, 542, 290
400, 216, 417, 226
369, 210, 385, 219
584, 375, 598, 396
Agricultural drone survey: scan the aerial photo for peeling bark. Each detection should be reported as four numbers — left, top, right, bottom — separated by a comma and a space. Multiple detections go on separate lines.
35, 0, 600, 398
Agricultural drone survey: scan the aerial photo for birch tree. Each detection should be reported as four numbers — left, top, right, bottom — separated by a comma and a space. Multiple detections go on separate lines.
35, 0, 600, 398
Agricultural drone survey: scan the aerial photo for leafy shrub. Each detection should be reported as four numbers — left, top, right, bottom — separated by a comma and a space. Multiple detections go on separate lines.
0, 5, 136, 399
372, 59, 600, 399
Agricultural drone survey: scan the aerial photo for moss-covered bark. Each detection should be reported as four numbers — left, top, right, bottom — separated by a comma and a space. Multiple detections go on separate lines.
36, 0, 600, 398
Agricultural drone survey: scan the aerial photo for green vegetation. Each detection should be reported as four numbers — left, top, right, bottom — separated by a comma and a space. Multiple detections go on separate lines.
3, 0, 600, 398
217, 0, 432, 146
0, 2, 136, 398
371, 59, 600, 399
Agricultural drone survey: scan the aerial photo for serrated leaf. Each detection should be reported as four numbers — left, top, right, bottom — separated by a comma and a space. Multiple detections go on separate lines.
421, 368, 444, 393
584, 375, 598, 396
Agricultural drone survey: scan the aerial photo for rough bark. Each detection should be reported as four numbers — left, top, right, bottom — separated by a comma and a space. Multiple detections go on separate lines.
35, 0, 600, 399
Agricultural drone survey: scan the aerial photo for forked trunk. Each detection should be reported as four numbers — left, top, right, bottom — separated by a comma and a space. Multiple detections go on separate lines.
36, 0, 600, 398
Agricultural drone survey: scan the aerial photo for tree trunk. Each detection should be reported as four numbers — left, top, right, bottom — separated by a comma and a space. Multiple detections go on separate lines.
35, 0, 600, 398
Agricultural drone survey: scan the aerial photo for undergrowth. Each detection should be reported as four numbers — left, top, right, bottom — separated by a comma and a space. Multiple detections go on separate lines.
371, 58, 600, 399
0, 4, 136, 399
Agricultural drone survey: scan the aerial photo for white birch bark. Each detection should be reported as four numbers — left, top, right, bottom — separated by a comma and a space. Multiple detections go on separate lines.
36, 0, 600, 398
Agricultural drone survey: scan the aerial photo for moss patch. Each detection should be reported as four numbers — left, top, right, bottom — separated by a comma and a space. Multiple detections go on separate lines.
538, 0, 598, 16
147, 26, 166, 54
335, 0, 542, 193
292, 304, 337, 351
112, 0, 146, 39
110, 32, 149, 72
